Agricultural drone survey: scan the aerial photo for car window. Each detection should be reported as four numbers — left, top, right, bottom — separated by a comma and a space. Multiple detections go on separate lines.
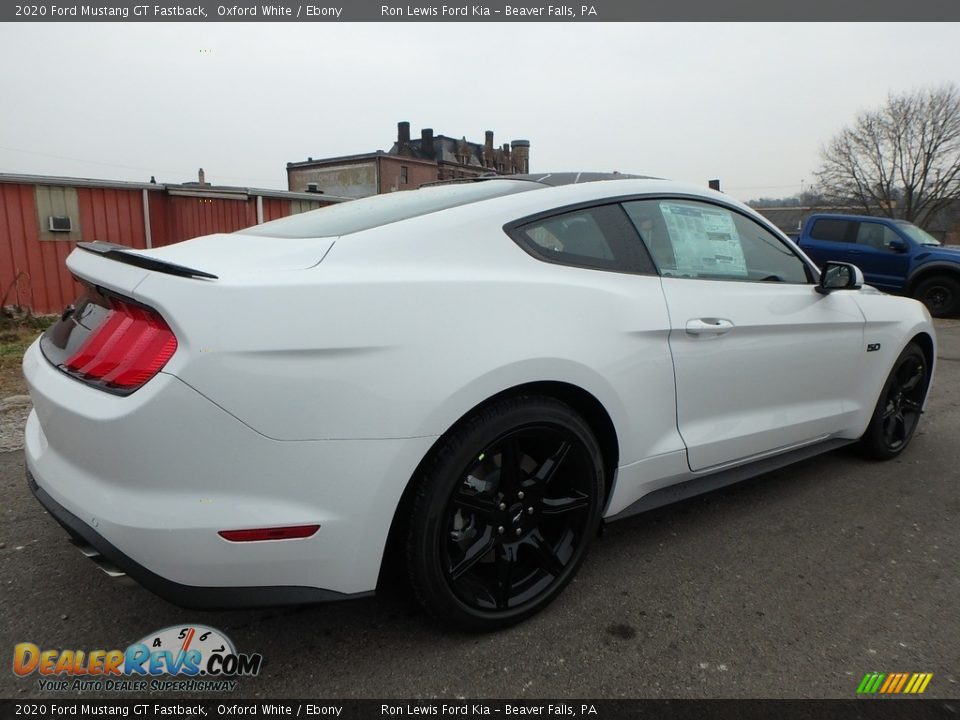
623, 199, 812, 284
510, 204, 656, 274
809, 218, 854, 243
895, 220, 941, 246
856, 221, 903, 251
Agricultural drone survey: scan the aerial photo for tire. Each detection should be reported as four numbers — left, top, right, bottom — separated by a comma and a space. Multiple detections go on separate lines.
406, 396, 605, 631
859, 342, 930, 460
913, 275, 960, 318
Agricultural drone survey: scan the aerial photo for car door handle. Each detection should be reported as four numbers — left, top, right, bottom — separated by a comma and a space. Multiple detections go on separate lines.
685, 318, 735, 337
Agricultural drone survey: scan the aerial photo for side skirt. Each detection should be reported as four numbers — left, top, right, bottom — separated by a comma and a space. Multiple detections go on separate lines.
606, 438, 853, 523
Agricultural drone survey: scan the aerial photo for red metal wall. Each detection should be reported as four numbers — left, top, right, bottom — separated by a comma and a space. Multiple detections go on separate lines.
80, 187, 149, 249
262, 197, 291, 222
1, 183, 75, 314
1, 182, 331, 314
164, 196, 258, 246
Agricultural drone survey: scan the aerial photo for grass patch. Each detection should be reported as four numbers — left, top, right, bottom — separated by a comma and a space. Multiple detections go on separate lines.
0, 315, 54, 397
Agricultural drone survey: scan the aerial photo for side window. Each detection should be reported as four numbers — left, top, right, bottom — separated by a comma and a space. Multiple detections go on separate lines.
623, 199, 812, 284
856, 221, 902, 251
809, 218, 854, 243
510, 204, 655, 274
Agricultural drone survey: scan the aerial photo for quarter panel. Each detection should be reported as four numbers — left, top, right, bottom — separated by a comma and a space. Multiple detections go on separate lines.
131, 219, 682, 471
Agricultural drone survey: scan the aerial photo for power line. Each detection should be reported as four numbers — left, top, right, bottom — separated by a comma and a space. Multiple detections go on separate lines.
0, 144, 284, 187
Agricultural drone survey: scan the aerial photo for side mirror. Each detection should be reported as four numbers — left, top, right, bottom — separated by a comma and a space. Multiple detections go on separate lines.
889, 239, 908, 253
816, 261, 864, 295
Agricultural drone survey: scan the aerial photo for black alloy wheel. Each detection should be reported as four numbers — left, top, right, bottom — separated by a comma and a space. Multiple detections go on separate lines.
914, 275, 960, 318
860, 342, 929, 460
407, 397, 604, 630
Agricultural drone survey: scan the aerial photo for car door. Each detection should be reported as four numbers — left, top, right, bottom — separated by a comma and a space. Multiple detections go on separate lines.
846, 220, 911, 292
623, 199, 865, 472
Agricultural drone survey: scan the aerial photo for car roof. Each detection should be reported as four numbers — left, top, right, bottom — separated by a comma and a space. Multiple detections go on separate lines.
809, 213, 900, 222
422, 172, 659, 189
501, 172, 660, 186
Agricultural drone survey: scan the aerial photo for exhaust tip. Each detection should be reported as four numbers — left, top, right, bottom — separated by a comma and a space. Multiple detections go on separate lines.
68, 537, 131, 581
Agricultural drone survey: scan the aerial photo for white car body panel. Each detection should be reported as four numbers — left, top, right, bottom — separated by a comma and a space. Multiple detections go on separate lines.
22, 177, 936, 604
660, 278, 867, 471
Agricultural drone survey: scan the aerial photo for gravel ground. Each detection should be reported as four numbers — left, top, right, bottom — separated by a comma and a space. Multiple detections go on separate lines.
0, 395, 30, 453
0, 322, 958, 699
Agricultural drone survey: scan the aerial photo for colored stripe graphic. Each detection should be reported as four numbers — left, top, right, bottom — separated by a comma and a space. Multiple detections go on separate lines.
857, 673, 885, 694
857, 672, 932, 695
879, 674, 897, 693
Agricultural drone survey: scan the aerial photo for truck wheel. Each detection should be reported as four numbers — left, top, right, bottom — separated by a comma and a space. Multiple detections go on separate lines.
913, 275, 960, 317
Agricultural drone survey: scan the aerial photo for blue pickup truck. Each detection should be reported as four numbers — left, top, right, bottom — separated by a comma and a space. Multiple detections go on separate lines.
797, 213, 960, 317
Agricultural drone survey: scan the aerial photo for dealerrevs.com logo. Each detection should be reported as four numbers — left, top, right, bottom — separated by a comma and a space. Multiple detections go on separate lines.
13, 625, 262, 693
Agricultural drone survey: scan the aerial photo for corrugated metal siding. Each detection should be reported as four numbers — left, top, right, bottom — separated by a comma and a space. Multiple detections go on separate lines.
167, 196, 257, 244
78, 187, 147, 248
148, 193, 171, 248
0, 183, 79, 314
262, 197, 290, 222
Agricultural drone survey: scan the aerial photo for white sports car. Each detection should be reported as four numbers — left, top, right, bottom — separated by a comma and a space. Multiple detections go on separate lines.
23, 174, 935, 630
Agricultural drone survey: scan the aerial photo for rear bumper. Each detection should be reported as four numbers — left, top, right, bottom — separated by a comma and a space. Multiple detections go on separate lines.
22, 339, 437, 603
27, 468, 363, 609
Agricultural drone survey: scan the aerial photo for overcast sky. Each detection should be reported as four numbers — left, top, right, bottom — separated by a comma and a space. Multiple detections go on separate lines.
1, 23, 959, 202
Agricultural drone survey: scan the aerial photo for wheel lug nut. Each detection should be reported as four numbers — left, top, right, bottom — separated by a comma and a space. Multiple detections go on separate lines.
498, 526, 505, 534
515, 528, 522, 536
499, 502, 506, 510
518, 491, 525, 500
528, 507, 534, 514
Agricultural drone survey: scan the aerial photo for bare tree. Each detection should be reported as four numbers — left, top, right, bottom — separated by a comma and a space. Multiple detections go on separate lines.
814, 85, 960, 228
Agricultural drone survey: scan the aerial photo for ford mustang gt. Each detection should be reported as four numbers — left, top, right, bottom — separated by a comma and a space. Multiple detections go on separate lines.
22, 173, 935, 630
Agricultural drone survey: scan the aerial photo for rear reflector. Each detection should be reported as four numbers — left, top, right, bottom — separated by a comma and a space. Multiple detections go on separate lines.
218, 525, 321, 542
63, 297, 177, 391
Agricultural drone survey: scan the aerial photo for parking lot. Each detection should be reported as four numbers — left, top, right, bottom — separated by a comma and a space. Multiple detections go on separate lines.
1, 322, 958, 700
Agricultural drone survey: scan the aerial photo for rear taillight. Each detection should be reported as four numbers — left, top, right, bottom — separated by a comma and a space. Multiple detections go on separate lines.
63, 297, 177, 392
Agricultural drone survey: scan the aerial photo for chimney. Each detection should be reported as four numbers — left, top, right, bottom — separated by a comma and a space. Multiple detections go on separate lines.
421, 128, 435, 158
398, 121, 411, 146
510, 140, 530, 174
484, 131, 494, 169
198, 167, 206, 185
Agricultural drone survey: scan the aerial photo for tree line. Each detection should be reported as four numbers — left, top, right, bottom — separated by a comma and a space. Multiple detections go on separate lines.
749, 84, 960, 229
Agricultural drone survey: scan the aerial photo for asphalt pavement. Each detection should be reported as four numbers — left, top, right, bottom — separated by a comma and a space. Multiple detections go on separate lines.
2, 323, 959, 700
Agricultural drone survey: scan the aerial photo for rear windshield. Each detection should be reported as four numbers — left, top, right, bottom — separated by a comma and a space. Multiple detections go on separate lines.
238, 180, 541, 239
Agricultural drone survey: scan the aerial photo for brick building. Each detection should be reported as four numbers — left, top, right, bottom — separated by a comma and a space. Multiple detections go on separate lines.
286, 122, 530, 198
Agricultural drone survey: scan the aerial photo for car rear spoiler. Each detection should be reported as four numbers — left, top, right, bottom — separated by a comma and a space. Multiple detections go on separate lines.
77, 241, 219, 280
